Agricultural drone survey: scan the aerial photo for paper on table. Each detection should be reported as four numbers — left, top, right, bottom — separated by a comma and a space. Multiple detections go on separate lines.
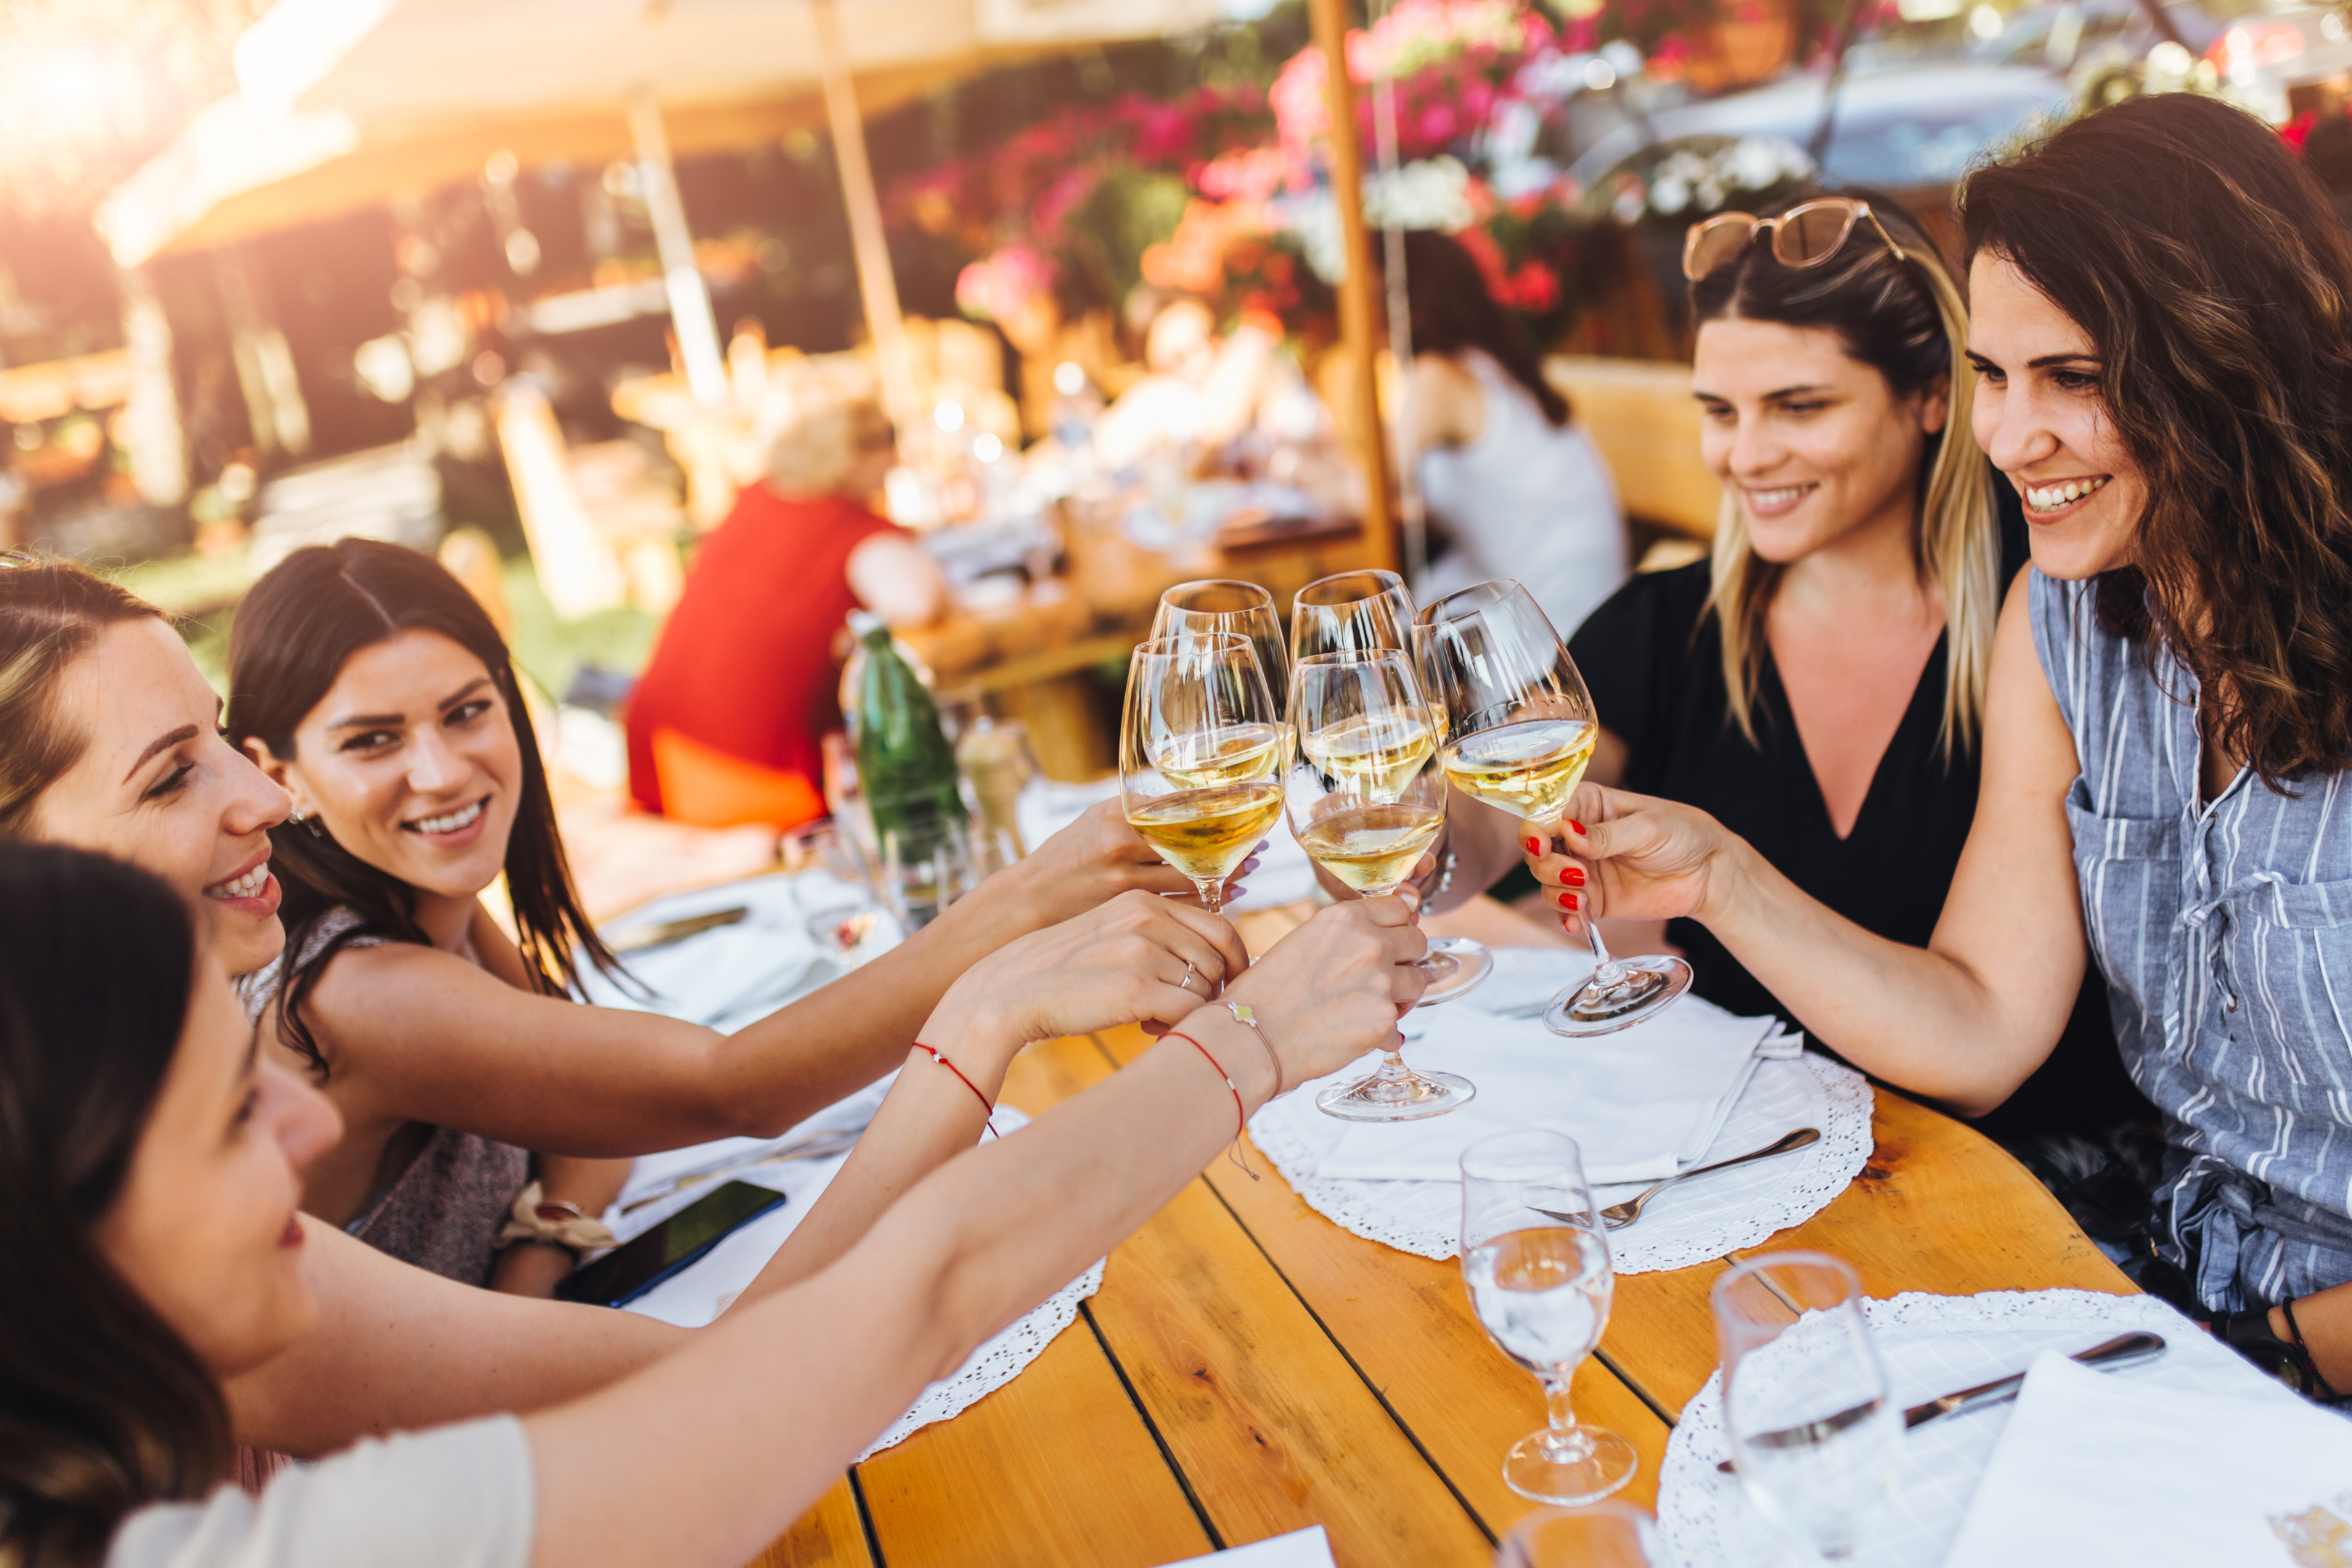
578, 868, 888, 1032
1154, 1525, 1338, 1568
1943, 1347, 2352, 1568
1262, 952, 1787, 1184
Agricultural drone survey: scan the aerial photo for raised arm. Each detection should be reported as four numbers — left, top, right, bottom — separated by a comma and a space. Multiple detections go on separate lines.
223, 1221, 684, 1457
296, 801, 1198, 1158
1532, 573, 2091, 1112
522, 896, 1429, 1568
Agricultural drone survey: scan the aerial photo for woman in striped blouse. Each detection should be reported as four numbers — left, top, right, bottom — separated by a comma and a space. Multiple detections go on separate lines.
1530, 94, 2352, 1397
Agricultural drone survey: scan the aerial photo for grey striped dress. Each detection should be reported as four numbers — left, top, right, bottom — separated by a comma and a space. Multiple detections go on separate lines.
2033, 571, 2352, 1312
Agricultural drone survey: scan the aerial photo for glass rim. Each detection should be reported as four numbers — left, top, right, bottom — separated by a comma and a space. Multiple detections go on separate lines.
1416, 577, 1527, 625
1292, 646, 1414, 669
1132, 629, 1257, 661
1459, 1124, 1588, 1183
1294, 567, 1406, 608
1710, 1249, 1863, 1319
1160, 577, 1274, 613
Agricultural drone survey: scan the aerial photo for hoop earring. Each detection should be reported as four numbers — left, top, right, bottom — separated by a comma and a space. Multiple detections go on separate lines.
289, 809, 324, 838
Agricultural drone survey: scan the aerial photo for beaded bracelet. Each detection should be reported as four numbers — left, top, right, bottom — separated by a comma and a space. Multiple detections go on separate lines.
915, 1042, 999, 1140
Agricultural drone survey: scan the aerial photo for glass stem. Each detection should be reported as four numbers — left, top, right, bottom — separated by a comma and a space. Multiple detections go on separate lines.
1196, 876, 1225, 915
1538, 1373, 1589, 1459
1373, 1050, 1410, 1084
1544, 814, 1622, 985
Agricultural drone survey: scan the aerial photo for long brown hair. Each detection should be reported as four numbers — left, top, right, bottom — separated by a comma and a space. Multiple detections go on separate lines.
0, 844, 232, 1567
1402, 228, 1571, 427
226, 541, 624, 1074
1962, 93, 2352, 787
0, 558, 166, 839
1690, 189, 1998, 755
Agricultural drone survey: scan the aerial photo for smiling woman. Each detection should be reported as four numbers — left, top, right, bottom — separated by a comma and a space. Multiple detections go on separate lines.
0, 559, 291, 979
221, 539, 1228, 1296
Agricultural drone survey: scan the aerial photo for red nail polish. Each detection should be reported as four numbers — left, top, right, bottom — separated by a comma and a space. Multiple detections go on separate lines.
1567, 818, 1588, 836
1558, 891, 1580, 911
1564, 867, 1586, 887
1524, 836, 1543, 854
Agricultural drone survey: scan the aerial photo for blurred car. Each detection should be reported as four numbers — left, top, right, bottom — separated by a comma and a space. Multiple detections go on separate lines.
2202, 5, 2352, 122
1565, 60, 2072, 195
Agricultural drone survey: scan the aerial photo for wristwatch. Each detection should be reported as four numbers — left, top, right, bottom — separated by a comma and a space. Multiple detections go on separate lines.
2216, 1305, 2332, 1398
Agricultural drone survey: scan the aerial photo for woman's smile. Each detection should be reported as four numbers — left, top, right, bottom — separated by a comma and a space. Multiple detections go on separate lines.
1741, 481, 1819, 519
2018, 473, 2112, 521
200, 846, 280, 917
401, 796, 491, 845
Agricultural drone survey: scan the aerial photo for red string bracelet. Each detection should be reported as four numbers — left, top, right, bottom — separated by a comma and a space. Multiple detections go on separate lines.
915, 1042, 999, 1140
1166, 1030, 1257, 1180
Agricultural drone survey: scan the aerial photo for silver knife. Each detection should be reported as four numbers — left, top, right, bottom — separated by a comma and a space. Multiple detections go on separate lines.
1714, 1331, 2165, 1473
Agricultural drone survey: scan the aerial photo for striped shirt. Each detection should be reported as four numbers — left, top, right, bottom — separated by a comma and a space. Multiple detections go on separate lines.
2033, 570, 2352, 1312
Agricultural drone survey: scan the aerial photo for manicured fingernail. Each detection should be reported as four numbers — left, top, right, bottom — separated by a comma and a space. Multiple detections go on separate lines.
1256, 839, 1270, 851
1524, 836, 1543, 854
1560, 915, 1575, 931
1557, 891, 1579, 911
1567, 818, 1588, 836
1564, 867, 1585, 887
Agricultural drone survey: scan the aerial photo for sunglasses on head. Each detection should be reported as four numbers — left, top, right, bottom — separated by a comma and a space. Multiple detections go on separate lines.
1682, 197, 1908, 282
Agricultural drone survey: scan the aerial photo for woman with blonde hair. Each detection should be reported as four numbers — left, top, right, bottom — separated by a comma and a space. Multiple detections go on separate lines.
624, 380, 946, 828
1462, 188, 2139, 1146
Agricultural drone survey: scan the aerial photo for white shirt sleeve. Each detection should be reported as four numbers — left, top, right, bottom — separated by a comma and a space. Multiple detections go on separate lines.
108, 1416, 534, 1568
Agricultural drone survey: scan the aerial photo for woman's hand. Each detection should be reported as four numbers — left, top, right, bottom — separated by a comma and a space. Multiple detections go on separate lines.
925, 889, 1251, 1065
1217, 896, 1431, 1092
1523, 783, 1744, 940
972, 799, 1262, 930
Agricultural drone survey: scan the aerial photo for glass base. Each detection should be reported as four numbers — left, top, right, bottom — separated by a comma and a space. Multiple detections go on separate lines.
1543, 955, 1694, 1037
1502, 1424, 1639, 1506
1413, 936, 1493, 1006
1315, 1067, 1475, 1122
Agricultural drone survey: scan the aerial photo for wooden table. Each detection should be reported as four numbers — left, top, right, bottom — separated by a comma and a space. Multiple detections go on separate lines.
746, 908, 2133, 1568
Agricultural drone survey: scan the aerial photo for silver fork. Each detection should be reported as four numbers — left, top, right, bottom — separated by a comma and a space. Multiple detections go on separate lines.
1536, 1127, 1821, 1231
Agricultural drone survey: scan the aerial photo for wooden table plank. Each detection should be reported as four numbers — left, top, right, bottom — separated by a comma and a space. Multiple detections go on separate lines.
1002, 1034, 1498, 1564
1089, 1021, 1673, 1528
746, 1479, 873, 1568
1596, 1090, 2135, 1420
854, 1310, 1214, 1568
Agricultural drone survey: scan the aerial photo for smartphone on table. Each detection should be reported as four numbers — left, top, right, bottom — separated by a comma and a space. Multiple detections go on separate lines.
555, 1180, 787, 1307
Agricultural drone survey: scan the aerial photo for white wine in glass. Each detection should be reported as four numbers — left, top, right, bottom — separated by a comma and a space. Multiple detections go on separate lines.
1291, 568, 1492, 1000
1415, 580, 1691, 1037
1289, 650, 1487, 1120
1123, 634, 1282, 915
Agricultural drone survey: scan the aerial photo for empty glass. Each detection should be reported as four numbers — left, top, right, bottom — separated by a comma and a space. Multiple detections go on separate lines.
1153, 579, 1291, 718
1461, 1130, 1638, 1505
1494, 1503, 1659, 1567
878, 817, 981, 933
782, 820, 884, 957
1712, 1251, 1900, 1561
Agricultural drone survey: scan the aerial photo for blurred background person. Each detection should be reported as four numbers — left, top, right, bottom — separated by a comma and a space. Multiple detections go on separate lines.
624, 384, 946, 830
1402, 228, 1628, 639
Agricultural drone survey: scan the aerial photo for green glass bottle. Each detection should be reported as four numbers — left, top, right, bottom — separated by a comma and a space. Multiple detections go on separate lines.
847, 611, 966, 842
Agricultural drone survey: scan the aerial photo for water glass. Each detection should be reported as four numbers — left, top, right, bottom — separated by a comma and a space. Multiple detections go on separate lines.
782, 820, 883, 957
1711, 1251, 1900, 1560
1461, 1130, 1638, 1506
1494, 1503, 1658, 1567
878, 817, 980, 932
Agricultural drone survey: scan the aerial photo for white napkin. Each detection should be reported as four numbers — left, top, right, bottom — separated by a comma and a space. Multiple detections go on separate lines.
1155, 1526, 1338, 1567
580, 868, 891, 1032
1259, 949, 1787, 1185
1944, 1347, 2352, 1568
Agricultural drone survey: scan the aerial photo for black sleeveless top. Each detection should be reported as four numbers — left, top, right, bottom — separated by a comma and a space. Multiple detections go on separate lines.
1566, 517, 2147, 1145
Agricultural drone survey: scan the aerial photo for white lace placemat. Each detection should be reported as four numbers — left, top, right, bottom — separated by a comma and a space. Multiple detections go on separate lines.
1246, 1051, 1871, 1272
1657, 1289, 2288, 1568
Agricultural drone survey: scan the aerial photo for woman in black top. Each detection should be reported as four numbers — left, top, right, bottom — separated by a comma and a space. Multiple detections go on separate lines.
1453, 191, 2143, 1153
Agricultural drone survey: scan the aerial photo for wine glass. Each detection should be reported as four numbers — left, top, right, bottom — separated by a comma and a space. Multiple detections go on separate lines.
1493, 1503, 1658, 1567
1460, 1129, 1638, 1505
1712, 1251, 1900, 1561
1290, 568, 1418, 663
1122, 632, 1285, 916
1288, 651, 1485, 1119
1292, 569, 1493, 999
1413, 580, 1692, 1037
1153, 579, 1291, 718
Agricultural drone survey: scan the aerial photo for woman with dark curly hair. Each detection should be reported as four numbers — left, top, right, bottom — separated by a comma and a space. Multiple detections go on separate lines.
1527, 93, 2352, 1398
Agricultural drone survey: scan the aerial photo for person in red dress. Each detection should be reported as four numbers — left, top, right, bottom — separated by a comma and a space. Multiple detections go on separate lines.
625, 390, 944, 828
